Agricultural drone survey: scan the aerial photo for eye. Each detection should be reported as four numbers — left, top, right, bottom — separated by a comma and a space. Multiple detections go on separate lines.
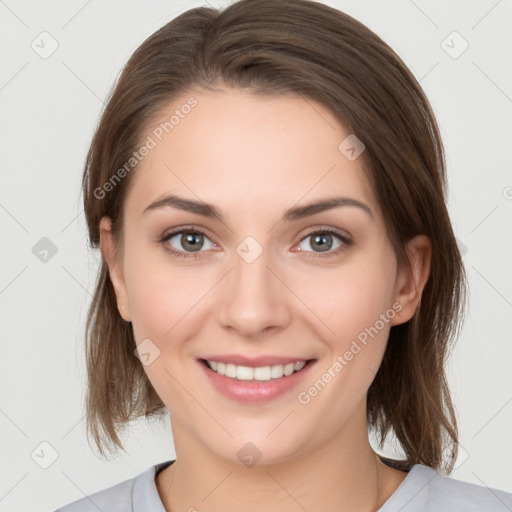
160, 226, 352, 260
160, 228, 216, 259
296, 228, 352, 257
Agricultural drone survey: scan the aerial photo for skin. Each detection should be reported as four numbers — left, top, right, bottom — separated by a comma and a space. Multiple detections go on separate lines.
100, 87, 431, 512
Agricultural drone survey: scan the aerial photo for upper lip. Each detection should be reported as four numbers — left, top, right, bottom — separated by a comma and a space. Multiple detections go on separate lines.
200, 355, 313, 367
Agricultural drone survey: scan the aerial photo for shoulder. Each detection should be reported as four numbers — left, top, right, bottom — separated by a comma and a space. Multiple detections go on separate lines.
381, 464, 512, 511
426, 467, 512, 511
53, 461, 173, 512
54, 475, 135, 512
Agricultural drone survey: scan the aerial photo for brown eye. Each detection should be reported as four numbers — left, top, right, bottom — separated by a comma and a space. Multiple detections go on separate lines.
161, 229, 215, 258
176, 231, 205, 252
296, 229, 351, 257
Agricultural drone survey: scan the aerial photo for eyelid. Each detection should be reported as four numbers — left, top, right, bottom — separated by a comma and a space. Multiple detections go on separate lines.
159, 225, 217, 258
299, 225, 352, 242
159, 224, 353, 258
293, 226, 352, 257
161, 224, 213, 242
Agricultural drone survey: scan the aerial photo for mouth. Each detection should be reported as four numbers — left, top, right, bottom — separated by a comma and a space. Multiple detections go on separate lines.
201, 359, 310, 381
198, 357, 316, 403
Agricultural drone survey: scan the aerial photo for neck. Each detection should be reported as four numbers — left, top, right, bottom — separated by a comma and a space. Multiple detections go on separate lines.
156, 412, 407, 512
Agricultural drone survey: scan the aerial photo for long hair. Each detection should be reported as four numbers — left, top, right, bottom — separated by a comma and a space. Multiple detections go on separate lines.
81, 0, 467, 472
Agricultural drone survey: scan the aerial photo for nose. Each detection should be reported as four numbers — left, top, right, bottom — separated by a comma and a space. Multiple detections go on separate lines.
216, 244, 292, 338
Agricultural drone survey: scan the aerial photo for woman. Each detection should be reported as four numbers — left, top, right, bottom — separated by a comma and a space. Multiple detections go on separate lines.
55, 0, 512, 510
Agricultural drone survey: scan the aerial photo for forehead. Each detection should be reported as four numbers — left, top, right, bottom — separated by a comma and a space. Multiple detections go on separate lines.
124, 88, 381, 223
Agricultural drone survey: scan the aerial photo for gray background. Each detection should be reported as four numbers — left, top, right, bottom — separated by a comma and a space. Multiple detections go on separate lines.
1, 0, 511, 510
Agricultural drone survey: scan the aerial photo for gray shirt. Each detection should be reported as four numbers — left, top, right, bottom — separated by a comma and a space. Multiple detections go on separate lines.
55, 460, 512, 511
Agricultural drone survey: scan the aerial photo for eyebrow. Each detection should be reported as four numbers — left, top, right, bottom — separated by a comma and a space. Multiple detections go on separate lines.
142, 194, 373, 221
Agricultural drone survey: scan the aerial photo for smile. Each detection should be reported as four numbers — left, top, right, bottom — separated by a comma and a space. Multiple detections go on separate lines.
204, 359, 307, 381
199, 356, 316, 402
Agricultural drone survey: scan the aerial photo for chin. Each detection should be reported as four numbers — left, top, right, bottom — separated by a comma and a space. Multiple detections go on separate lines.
200, 425, 316, 468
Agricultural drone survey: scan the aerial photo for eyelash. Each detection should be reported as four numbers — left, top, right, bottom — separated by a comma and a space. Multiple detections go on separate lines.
159, 226, 352, 260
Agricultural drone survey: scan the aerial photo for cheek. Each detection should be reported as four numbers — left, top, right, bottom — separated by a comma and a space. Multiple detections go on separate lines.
124, 247, 194, 343
291, 251, 397, 407
129, 277, 172, 341
293, 264, 396, 417
124, 252, 202, 411
295, 252, 396, 343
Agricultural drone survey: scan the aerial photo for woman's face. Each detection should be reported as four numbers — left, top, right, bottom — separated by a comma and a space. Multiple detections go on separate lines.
101, 87, 429, 465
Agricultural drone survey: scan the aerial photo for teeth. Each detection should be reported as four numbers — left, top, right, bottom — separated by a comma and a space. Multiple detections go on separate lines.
225, 363, 237, 378
206, 360, 308, 381
271, 365, 284, 379
237, 366, 254, 380
254, 366, 271, 381
283, 363, 294, 376
294, 361, 306, 371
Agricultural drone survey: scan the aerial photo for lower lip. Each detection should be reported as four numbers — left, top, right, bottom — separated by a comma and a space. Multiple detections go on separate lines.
199, 359, 316, 403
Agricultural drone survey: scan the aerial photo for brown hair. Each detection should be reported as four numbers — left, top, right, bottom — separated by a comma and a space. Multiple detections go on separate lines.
82, 0, 467, 472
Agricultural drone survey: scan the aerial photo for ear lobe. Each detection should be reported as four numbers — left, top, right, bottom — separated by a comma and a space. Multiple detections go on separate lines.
99, 216, 131, 322
390, 234, 432, 326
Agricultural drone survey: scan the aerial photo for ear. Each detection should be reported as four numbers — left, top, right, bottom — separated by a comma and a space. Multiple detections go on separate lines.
99, 216, 131, 322
390, 234, 432, 326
